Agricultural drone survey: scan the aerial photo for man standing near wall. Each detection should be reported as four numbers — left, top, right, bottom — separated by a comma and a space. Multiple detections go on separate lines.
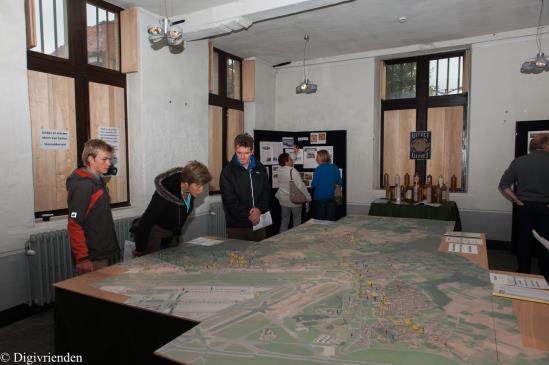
66, 139, 119, 274
220, 134, 270, 241
498, 133, 549, 280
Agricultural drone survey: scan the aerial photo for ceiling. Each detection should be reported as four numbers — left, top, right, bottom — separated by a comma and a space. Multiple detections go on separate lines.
111, 0, 234, 15
117, 0, 549, 65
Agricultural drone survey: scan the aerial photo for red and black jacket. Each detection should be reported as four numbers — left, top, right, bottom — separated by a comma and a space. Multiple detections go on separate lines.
66, 168, 119, 262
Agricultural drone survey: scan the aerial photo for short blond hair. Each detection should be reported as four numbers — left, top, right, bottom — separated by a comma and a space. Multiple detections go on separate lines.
316, 149, 331, 163
180, 161, 212, 185
82, 139, 114, 166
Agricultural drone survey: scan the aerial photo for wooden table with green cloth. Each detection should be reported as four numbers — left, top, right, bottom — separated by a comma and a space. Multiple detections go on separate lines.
368, 200, 462, 230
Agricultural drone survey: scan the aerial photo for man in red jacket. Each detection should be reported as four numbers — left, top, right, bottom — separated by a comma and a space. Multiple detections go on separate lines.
66, 139, 119, 274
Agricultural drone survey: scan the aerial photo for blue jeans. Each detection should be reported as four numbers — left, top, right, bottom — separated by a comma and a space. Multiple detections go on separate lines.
314, 198, 336, 221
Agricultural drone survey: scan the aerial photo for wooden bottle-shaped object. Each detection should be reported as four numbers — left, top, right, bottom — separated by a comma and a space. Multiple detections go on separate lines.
441, 183, 449, 203
424, 175, 432, 202
450, 175, 457, 192
412, 181, 420, 202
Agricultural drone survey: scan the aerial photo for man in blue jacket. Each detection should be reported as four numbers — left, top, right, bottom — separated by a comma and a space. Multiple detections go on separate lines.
220, 134, 270, 241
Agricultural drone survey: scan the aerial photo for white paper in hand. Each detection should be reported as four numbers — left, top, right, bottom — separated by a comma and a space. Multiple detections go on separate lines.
533, 229, 549, 250
123, 240, 136, 261
253, 211, 273, 231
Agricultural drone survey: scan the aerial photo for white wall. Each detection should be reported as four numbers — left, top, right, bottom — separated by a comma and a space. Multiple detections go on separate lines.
274, 34, 549, 241
0, 0, 37, 310
129, 9, 210, 213
465, 38, 549, 212
275, 59, 376, 206
0, 6, 211, 311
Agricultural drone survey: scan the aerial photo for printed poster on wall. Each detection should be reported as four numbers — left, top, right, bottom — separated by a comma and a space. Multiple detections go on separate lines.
40, 128, 69, 150
271, 165, 280, 188
259, 141, 284, 165
410, 131, 431, 159
282, 137, 294, 148
259, 141, 282, 165
310, 132, 327, 144
527, 130, 549, 153
284, 148, 304, 165
98, 126, 120, 176
303, 146, 334, 169
259, 141, 274, 165
302, 172, 314, 187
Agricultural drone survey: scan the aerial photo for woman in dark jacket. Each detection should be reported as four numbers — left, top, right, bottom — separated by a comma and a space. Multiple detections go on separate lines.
132, 161, 212, 255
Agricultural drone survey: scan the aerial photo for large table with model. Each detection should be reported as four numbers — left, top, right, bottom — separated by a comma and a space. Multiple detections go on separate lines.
54, 215, 548, 365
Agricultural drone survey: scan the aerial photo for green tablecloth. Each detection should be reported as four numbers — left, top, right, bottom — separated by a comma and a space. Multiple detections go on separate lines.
368, 200, 462, 231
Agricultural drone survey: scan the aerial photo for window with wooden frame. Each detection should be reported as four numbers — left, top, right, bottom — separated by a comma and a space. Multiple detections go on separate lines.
208, 46, 244, 193
26, 0, 128, 218
380, 50, 469, 191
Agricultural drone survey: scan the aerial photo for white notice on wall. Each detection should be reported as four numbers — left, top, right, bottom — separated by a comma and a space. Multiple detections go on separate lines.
40, 129, 69, 150
98, 126, 120, 148
98, 126, 120, 176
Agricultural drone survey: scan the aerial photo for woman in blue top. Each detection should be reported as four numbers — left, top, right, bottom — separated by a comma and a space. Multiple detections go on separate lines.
311, 149, 342, 221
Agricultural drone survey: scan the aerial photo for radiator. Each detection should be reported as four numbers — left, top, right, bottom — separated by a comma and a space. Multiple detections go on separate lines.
26, 216, 137, 306
208, 201, 227, 238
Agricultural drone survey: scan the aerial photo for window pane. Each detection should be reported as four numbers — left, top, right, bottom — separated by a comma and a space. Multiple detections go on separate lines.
208, 106, 223, 191
437, 58, 448, 95
428, 60, 437, 96
42, 0, 55, 54
31, 0, 68, 58
211, 51, 219, 94
87, 3, 120, 70
447, 57, 460, 94
89, 82, 127, 202
429, 56, 463, 96
33, 0, 42, 54
227, 58, 241, 100
383, 109, 416, 183
426, 106, 464, 189
86, 4, 98, 63
28, 70, 77, 212
385, 62, 416, 99
55, 0, 67, 57
226, 109, 243, 161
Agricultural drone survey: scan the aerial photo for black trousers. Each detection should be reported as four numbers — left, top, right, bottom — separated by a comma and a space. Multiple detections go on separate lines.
313, 198, 336, 221
516, 201, 549, 279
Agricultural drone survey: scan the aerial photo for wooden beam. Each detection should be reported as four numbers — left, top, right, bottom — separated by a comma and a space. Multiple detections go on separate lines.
25, 0, 37, 49
208, 40, 214, 92
242, 59, 255, 102
120, 8, 138, 73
